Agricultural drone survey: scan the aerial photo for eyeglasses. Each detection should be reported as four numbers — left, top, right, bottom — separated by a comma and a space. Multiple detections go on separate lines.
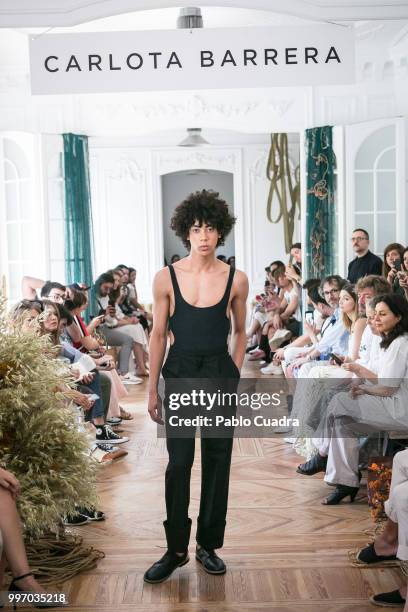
323, 289, 340, 296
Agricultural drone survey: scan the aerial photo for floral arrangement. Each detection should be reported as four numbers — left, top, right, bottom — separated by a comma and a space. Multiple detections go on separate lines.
367, 461, 393, 522
0, 300, 97, 540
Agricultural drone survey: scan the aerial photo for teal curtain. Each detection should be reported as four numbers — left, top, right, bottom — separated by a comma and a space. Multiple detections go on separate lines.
305, 126, 337, 279
63, 133, 95, 314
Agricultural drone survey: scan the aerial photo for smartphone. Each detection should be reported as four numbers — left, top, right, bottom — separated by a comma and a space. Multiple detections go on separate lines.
329, 352, 343, 366
305, 311, 314, 325
394, 259, 402, 271
289, 254, 294, 265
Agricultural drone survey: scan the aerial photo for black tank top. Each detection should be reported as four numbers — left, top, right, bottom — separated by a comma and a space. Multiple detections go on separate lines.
168, 264, 235, 356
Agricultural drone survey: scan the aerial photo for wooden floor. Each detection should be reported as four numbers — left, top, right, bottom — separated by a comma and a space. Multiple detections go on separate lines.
62, 360, 402, 611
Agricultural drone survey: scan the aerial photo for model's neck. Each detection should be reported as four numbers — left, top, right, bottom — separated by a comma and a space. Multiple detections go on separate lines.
186, 251, 218, 271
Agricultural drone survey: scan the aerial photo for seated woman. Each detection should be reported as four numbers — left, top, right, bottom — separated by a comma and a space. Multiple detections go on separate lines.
11, 299, 43, 332
0, 467, 57, 603
310, 293, 408, 505
127, 267, 153, 326
63, 290, 134, 420
40, 300, 128, 445
356, 449, 408, 608
307, 283, 367, 377
105, 272, 149, 377
383, 242, 405, 294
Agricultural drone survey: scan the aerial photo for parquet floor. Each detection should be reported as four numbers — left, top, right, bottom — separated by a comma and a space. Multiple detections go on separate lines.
62, 360, 403, 611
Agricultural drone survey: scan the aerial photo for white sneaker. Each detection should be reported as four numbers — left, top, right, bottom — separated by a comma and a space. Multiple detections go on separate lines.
122, 374, 143, 385
269, 329, 292, 351
260, 363, 284, 375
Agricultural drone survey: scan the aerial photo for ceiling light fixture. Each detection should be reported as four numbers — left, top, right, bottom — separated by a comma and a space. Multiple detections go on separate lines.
178, 128, 210, 147
177, 7, 203, 29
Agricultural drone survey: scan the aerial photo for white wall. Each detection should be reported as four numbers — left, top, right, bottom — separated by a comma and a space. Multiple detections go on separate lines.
161, 170, 235, 264
89, 137, 300, 302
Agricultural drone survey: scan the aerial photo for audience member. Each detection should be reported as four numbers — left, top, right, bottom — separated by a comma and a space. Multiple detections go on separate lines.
347, 229, 383, 283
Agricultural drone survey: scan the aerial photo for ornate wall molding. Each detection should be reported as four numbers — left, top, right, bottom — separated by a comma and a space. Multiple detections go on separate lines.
107, 157, 144, 181
155, 149, 239, 175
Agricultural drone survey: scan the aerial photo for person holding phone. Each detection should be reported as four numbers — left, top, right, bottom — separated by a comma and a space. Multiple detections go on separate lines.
383, 242, 406, 295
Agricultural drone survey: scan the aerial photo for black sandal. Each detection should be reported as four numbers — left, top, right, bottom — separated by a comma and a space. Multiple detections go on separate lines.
369, 589, 406, 607
297, 453, 327, 475
356, 542, 397, 565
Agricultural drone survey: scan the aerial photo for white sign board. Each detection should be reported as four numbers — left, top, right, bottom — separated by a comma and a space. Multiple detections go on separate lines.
30, 25, 355, 95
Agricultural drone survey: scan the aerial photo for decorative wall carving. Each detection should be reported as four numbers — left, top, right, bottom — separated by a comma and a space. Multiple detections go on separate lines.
107, 157, 144, 181
156, 150, 238, 175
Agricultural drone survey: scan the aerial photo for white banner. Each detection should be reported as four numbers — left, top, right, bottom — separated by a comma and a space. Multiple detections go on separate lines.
30, 25, 355, 95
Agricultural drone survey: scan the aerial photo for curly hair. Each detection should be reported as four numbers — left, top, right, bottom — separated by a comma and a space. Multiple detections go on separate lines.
170, 189, 236, 250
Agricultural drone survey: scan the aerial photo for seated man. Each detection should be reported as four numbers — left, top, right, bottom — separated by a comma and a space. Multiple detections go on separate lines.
285, 275, 349, 379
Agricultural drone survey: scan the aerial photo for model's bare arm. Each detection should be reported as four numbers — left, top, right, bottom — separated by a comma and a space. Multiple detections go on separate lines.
230, 270, 249, 371
148, 269, 170, 423
21, 276, 45, 300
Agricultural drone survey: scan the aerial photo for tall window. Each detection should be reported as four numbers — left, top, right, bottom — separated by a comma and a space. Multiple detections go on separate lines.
1, 138, 35, 301
354, 125, 397, 255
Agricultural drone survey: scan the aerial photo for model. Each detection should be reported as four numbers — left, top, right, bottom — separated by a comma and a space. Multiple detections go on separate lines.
144, 189, 248, 583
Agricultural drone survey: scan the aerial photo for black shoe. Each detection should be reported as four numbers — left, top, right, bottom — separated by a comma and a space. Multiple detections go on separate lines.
356, 542, 397, 565
94, 442, 116, 452
62, 512, 89, 526
76, 506, 106, 522
143, 551, 189, 584
195, 546, 226, 575
369, 589, 406, 607
322, 484, 359, 505
297, 453, 327, 475
95, 424, 129, 445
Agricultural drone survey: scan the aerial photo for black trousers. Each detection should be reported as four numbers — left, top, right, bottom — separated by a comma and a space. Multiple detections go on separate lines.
162, 348, 240, 553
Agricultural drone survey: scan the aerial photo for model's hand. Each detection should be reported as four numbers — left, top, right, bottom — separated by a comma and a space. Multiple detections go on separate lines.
148, 392, 163, 425
0, 467, 21, 499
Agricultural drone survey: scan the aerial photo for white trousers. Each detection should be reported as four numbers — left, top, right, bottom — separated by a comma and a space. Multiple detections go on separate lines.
384, 449, 408, 560
319, 391, 407, 488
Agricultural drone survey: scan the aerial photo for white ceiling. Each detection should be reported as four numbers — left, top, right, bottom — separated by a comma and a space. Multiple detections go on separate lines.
0, 0, 408, 28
